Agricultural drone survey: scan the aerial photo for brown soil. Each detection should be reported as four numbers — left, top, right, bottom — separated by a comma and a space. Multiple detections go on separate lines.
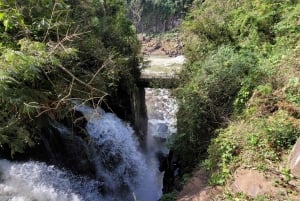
176, 169, 222, 201
230, 168, 300, 200
177, 167, 300, 201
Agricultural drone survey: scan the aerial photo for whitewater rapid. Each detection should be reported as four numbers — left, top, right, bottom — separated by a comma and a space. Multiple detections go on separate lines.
0, 104, 162, 201
0, 159, 102, 201
75, 105, 162, 201
0, 87, 178, 201
146, 88, 178, 142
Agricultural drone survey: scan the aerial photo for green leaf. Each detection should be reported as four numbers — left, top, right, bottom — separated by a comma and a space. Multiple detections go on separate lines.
3, 19, 10, 31
0, 13, 5, 20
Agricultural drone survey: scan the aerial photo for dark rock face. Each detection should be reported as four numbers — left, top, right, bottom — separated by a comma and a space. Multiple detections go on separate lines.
36, 124, 96, 177
0, 111, 96, 177
136, 16, 181, 33
130, 87, 148, 146
103, 83, 148, 147
161, 150, 181, 193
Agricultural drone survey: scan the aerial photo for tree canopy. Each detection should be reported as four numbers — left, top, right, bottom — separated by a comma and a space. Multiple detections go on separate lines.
0, 0, 140, 156
127, 0, 193, 32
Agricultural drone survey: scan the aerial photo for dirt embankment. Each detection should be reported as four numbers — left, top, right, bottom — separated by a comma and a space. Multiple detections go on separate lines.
138, 33, 184, 57
177, 169, 222, 201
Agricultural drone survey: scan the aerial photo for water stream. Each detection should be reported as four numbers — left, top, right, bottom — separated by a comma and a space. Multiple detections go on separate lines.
146, 88, 178, 156
0, 104, 162, 201
0, 159, 102, 201
0, 55, 181, 201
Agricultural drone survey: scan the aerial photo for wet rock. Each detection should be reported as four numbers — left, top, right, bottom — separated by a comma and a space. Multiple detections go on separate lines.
163, 151, 181, 193
157, 123, 168, 135
289, 138, 300, 178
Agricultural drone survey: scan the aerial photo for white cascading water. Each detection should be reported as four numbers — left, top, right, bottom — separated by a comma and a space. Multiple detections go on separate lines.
0, 159, 102, 201
75, 104, 161, 201
0, 104, 162, 201
145, 88, 178, 156
0, 55, 182, 201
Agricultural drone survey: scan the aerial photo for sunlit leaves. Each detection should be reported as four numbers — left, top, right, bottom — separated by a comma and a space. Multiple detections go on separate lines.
0, 0, 140, 157
0, 1, 25, 31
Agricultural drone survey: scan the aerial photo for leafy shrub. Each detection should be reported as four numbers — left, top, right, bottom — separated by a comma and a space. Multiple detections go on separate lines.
173, 89, 213, 166
203, 127, 239, 185
175, 0, 300, 171
285, 77, 300, 105
0, 0, 140, 156
265, 111, 300, 150
160, 192, 177, 201
168, 1, 300, 194
173, 46, 259, 166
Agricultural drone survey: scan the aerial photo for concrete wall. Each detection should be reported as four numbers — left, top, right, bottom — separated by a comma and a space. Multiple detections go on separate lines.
131, 86, 148, 147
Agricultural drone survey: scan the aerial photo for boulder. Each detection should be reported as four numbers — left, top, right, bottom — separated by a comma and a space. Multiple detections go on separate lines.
157, 123, 168, 135
231, 169, 277, 197
177, 169, 222, 201
289, 138, 300, 178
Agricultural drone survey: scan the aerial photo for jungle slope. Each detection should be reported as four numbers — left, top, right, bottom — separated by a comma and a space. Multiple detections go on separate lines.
173, 0, 300, 200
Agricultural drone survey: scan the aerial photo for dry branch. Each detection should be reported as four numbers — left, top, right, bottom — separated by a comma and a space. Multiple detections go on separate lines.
57, 64, 108, 96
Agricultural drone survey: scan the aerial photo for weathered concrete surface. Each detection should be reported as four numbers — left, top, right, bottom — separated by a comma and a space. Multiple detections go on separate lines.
141, 55, 184, 77
139, 55, 183, 88
289, 138, 300, 178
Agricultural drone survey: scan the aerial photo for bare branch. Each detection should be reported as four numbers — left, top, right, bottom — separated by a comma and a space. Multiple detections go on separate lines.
43, 2, 57, 42
34, 77, 75, 117
47, 30, 90, 56
88, 55, 114, 84
57, 64, 108, 96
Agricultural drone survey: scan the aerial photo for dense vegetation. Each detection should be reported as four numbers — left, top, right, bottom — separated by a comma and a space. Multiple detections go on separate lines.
1, 0, 300, 199
127, 0, 193, 32
0, 0, 140, 157
173, 0, 300, 198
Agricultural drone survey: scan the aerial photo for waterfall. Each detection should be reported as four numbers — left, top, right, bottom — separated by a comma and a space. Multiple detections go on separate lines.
0, 159, 102, 201
75, 104, 161, 201
0, 104, 162, 201
145, 88, 178, 193
145, 88, 178, 155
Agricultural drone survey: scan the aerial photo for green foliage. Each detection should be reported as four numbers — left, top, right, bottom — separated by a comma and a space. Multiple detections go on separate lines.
173, 89, 212, 165
234, 85, 252, 114
200, 47, 258, 107
160, 192, 177, 201
203, 127, 239, 185
256, 84, 273, 95
265, 111, 300, 150
173, 46, 261, 166
285, 77, 300, 105
127, 0, 193, 32
175, 1, 300, 195
202, 109, 300, 187
183, 0, 299, 62
0, 0, 140, 156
